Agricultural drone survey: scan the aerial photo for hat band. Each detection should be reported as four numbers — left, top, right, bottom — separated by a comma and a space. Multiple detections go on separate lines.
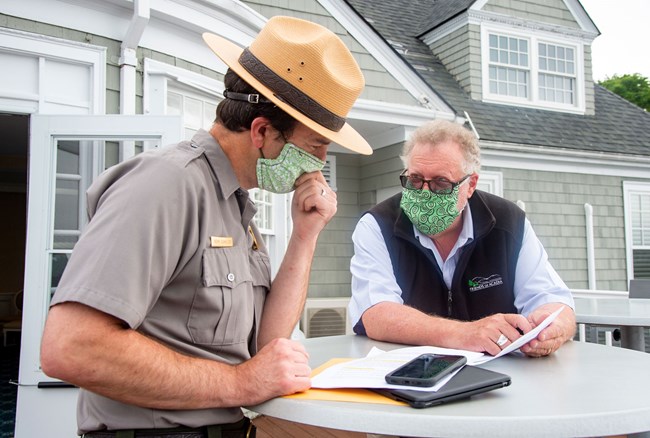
239, 49, 346, 132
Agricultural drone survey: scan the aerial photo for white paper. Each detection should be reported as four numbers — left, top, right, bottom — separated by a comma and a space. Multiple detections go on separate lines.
472, 306, 564, 364
310, 307, 564, 390
311, 345, 483, 392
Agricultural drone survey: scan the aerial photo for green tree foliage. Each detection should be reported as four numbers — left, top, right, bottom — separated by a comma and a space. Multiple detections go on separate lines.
599, 73, 650, 111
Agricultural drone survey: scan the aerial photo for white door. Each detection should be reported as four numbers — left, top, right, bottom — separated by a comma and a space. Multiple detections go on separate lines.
15, 114, 182, 438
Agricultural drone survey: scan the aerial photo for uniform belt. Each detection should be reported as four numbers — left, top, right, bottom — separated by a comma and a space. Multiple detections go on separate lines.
82, 417, 255, 438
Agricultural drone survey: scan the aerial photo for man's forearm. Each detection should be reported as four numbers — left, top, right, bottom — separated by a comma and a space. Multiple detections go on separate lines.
362, 302, 463, 347
257, 234, 318, 347
41, 303, 244, 409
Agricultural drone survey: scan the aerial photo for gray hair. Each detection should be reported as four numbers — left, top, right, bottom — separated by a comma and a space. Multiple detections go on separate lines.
400, 119, 481, 174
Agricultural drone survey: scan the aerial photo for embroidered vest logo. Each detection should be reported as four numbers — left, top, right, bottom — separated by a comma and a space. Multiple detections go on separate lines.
468, 274, 504, 292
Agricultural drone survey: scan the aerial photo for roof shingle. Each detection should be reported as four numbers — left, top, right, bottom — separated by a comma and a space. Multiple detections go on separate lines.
345, 0, 650, 156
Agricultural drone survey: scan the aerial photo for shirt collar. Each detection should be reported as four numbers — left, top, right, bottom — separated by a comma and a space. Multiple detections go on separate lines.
190, 129, 240, 199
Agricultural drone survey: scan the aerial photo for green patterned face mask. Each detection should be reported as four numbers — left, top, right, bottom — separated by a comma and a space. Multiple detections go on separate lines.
256, 142, 325, 193
400, 186, 462, 235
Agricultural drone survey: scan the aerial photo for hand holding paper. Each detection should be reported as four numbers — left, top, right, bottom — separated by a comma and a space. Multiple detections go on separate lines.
473, 306, 565, 364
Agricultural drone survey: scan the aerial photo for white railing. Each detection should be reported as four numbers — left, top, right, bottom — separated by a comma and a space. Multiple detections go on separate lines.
571, 288, 628, 299
571, 288, 629, 345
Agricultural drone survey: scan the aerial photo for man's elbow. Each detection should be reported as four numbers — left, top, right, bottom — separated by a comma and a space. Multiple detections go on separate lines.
40, 306, 87, 382
40, 325, 78, 381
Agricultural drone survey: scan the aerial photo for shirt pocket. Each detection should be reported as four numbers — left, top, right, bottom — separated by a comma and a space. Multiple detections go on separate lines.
187, 246, 256, 346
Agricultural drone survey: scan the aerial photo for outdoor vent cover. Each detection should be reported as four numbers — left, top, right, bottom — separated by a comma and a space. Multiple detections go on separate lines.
301, 298, 350, 338
322, 155, 337, 191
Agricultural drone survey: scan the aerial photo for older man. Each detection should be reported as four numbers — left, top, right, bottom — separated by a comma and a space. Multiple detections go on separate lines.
350, 119, 575, 358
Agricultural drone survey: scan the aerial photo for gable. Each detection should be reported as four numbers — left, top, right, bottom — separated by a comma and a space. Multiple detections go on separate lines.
483, 0, 580, 29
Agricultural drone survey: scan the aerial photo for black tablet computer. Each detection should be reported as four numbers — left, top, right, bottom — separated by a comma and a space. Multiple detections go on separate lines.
373, 365, 511, 409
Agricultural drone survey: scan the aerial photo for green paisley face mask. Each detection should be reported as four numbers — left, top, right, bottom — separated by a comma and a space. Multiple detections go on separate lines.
256, 142, 325, 193
400, 186, 462, 235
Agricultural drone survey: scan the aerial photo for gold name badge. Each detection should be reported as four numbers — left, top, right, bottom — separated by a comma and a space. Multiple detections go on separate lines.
210, 236, 233, 248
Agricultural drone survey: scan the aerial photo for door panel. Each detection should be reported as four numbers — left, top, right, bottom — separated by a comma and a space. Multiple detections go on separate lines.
20, 115, 182, 385
14, 114, 181, 438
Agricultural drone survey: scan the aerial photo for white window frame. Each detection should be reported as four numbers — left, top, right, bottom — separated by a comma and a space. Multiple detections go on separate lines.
477, 170, 503, 197
481, 24, 585, 114
0, 27, 105, 115
143, 59, 224, 117
623, 181, 650, 282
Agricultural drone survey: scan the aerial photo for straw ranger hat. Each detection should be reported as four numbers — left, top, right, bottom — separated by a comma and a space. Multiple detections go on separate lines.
203, 16, 372, 155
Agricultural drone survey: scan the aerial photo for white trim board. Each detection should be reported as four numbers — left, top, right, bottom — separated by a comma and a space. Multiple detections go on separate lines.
481, 141, 650, 179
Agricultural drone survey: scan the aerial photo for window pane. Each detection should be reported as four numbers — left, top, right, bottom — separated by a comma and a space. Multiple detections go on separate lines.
642, 194, 650, 210
520, 40, 528, 52
519, 84, 527, 97
54, 179, 79, 230
184, 96, 202, 129
203, 103, 216, 129
488, 33, 530, 98
105, 141, 119, 169
489, 66, 528, 98
49, 253, 71, 303
520, 54, 528, 66
630, 193, 650, 246
167, 92, 182, 115
56, 141, 80, 174
539, 73, 575, 104
489, 48, 498, 62
249, 188, 274, 232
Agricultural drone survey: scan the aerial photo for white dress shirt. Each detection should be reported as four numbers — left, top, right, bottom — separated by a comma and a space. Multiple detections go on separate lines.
349, 203, 574, 326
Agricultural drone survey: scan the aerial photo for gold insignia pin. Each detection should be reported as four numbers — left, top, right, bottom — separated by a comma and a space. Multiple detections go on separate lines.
248, 226, 259, 251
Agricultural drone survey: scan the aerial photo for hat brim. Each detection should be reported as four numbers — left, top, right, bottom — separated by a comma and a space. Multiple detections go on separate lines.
203, 32, 372, 155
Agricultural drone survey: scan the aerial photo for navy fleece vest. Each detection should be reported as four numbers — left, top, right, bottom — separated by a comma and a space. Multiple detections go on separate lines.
354, 190, 525, 335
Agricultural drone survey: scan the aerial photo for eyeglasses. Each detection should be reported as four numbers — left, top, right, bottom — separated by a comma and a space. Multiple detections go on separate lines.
399, 170, 471, 194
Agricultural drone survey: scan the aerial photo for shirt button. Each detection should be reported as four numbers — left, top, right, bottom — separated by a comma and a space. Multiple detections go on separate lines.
227, 273, 235, 282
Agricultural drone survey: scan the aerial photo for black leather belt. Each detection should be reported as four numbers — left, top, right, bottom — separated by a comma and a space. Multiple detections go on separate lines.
82, 417, 255, 438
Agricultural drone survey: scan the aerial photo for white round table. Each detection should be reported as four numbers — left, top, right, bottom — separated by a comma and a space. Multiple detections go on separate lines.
248, 335, 650, 437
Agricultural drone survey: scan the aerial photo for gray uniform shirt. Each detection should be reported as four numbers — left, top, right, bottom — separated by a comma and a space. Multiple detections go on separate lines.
50, 129, 270, 433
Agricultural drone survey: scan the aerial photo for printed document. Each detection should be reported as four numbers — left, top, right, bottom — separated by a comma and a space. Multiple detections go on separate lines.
311, 307, 563, 391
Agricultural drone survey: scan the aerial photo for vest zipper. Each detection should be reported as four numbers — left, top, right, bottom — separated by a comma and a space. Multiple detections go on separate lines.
447, 289, 453, 316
